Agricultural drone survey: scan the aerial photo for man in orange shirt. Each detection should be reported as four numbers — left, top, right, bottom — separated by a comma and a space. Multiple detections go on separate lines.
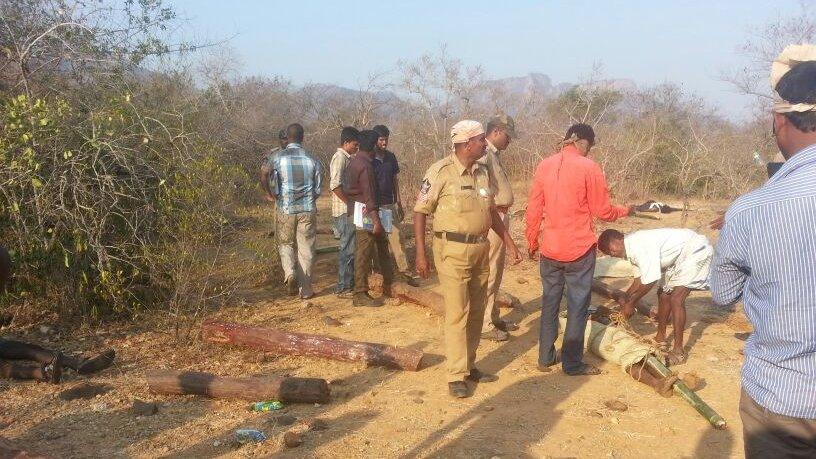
525, 124, 633, 375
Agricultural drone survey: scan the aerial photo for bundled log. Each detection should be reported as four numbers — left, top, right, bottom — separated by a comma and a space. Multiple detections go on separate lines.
146, 370, 330, 403
367, 274, 520, 314
591, 280, 657, 319
202, 321, 425, 371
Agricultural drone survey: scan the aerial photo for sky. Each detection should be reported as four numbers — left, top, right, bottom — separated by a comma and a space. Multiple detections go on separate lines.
168, 0, 807, 120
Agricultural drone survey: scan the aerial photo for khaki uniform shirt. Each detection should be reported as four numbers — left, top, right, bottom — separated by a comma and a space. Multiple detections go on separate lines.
414, 153, 493, 235
478, 140, 514, 208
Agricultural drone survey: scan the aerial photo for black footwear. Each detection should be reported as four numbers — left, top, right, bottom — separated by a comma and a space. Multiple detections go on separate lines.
565, 363, 602, 376
496, 320, 519, 332
352, 293, 383, 308
398, 273, 420, 287
285, 276, 298, 295
465, 368, 498, 383
448, 381, 469, 398
76, 349, 116, 375
481, 328, 509, 342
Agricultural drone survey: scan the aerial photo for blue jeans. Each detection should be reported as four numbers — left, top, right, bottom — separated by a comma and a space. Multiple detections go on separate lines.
538, 247, 596, 373
335, 214, 355, 292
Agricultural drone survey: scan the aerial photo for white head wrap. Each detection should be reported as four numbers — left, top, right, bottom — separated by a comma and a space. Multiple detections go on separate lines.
450, 120, 484, 144
770, 44, 816, 113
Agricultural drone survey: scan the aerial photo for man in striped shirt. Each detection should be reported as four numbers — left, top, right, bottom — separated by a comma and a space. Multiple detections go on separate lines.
711, 46, 816, 458
260, 123, 323, 299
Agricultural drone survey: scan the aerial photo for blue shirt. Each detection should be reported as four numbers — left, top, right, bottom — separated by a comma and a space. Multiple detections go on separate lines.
372, 150, 400, 205
268, 143, 323, 214
710, 143, 816, 419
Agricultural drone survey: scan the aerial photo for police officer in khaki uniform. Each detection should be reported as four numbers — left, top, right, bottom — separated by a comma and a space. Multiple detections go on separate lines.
414, 120, 522, 398
480, 114, 519, 342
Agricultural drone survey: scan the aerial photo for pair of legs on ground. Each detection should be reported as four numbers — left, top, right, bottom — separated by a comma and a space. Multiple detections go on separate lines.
655, 286, 691, 364
352, 229, 393, 307
0, 339, 115, 383
538, 248, 600, 375
277, 210, 316, 298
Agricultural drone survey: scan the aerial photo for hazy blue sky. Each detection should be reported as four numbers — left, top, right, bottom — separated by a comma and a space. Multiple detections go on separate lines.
169, 0, 805, 119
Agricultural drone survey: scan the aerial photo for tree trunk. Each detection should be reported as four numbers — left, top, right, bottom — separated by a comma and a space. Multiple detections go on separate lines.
367, 274, 520, 314
591, 280, 657, 319
145, 370, 330, 404
201, 321, 425, 371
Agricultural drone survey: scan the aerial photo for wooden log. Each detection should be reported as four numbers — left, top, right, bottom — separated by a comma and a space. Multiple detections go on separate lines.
367, 273, 519, 314
145, 370, 330, 404
591, 280, 657, 319
202, 321, 425, 371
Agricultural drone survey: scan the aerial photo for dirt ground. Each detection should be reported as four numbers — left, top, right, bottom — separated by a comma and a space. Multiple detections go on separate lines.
0, 193, 753, 458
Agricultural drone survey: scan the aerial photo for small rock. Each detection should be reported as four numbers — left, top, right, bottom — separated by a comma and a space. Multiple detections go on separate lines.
132, 399, 159, 416
407, 390, 425, 397
59, 383, 112, 401
212, 440, 222, 447
91, 403, 108, 412
413, 398, 424, 404
706, 356, 720, 363
322, 316, 342, 326
38, 325, 52, 334
283, 431, 303, 448
516, 278, 529, 284
269, 414, 297, 426
603, 400, 628, 412
484, 406, 494, 412
304, 417, 328, 431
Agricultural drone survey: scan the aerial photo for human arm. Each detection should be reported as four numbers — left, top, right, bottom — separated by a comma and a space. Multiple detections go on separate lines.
710, 212, 750, 306
490, 208, 521, 265
587, 163, 632, 221
414, 212, 429, 278
620, 277, 656, 318
259, 163, 276, 203
524, 161, 546, 260
329, 153, 350, 204
313, 160, 323, 202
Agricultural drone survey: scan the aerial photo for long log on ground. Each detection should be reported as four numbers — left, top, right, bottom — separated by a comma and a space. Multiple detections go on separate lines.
146, 369, 330, 403
202, 321, 424, 371
367, 274, 520, 314
591, 280, 657, 319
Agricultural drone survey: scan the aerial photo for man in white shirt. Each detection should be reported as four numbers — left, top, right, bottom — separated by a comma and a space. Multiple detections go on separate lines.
598, 228, 713, 365
329, 127, 360, 298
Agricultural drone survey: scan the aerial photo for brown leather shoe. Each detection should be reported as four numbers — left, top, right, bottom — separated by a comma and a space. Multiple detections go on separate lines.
481, 328, 509, 342
448, 381, 469, 398
465, 368, 498, 383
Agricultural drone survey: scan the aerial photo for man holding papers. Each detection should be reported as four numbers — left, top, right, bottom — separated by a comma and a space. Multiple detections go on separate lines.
343, 129, 394, 307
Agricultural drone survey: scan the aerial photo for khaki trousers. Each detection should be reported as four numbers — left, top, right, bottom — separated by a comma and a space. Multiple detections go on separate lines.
277, 211, 316, 297
381, 203, 410, 273
354, 229, 393, 294
433, 237, 489, 382
482, 212, 509, 332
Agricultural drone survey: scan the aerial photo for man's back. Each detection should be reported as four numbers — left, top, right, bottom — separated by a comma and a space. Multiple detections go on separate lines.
526, 145, 628, 262
712, 144, 816, 418
270, 144, 321, 214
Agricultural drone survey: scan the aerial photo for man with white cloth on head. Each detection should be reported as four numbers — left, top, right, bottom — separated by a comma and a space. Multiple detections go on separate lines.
597, 228, 712, 365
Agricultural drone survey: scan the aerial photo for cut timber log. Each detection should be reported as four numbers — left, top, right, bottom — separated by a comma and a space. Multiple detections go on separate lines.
202, 321, 424, 371
367, 273, 520, 313
145, 370, 329, 403
591, 280, 657, 319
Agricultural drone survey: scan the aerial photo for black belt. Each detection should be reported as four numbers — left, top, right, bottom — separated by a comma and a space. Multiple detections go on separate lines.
434, 231, 487, 244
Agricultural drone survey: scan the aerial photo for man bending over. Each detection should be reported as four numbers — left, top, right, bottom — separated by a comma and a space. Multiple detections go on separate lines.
598, 228, 712, 365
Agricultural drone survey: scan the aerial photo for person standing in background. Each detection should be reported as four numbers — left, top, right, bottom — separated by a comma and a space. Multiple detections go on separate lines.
372, 125, 419, 287
330, 127, 360, 298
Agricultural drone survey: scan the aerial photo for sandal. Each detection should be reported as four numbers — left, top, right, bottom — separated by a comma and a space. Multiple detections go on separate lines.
41, 352, 63, 384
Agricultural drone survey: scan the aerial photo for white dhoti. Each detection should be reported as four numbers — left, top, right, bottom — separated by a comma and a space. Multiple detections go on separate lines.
661, 235, 712, 292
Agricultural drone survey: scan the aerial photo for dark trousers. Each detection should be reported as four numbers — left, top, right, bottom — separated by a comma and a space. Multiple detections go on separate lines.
0, 339, 55, 379
335, 215, 355, 292
538, 247, 596, 373
740, 388, 816, 458
354, 230, 393, 294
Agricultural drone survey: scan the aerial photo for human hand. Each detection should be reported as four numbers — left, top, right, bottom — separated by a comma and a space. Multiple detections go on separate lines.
528, 247, 539, 261
416, 253, 430, 279
709, 212, 725, 230
372, 220, 384, 236
265, 194, 276, 203
621, 302, 636, 319
509, 246, 522, 265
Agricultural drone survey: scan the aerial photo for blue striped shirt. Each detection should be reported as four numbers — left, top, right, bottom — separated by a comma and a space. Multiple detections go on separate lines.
268, 143, 323, 214
711, 143, 816, 419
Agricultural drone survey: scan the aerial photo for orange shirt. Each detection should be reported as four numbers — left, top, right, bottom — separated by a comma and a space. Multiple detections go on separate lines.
524, 145, 628, 262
